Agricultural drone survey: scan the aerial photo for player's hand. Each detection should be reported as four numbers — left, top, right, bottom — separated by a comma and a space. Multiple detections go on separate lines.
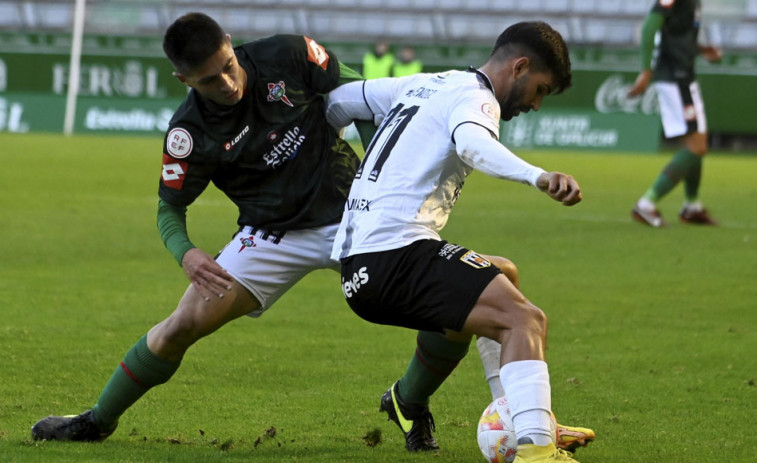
700, 45, 722, 63
181, 248, 234, 301
627, 70, 652, 97
536, 172, 582, 206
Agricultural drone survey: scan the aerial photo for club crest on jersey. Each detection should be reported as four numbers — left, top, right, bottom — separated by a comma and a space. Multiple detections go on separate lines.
166, 127, 193, 159
238, 235, 257, 253
267, 81, 293, 107
683, 104, 697, 121
460, 251, 491, 269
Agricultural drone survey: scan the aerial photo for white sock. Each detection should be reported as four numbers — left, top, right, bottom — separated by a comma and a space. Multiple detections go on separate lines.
476, 337, 505, 399
637, 197, 656, 212
683, 200, 703, 212
499, 360, 554, 446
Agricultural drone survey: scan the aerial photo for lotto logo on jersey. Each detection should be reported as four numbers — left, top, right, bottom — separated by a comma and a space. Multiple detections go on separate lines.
304, 36, 329, 70
683, 104, 697, 121
460, 251, 491, 269
161, 154, 188, 190
166, 127, 193, 159
225, 125, 250, 151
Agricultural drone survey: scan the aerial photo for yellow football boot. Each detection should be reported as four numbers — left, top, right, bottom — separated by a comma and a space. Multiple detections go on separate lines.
514, 443, 580, 462
555, 422, 596, 453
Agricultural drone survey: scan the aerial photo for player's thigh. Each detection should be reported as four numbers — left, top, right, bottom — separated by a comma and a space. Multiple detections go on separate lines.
148, 280, 260, 358
460, 274, 543, 341
174, 279, 261, 334
216, 224, 339, 316
683, 131, 708, 156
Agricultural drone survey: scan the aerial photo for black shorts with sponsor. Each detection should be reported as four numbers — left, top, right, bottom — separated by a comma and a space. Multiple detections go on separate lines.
339, 239, 502, 333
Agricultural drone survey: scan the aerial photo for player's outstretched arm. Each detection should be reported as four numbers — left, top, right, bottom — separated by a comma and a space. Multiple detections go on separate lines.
535, 172, 582, 206
699, 44, 723, 63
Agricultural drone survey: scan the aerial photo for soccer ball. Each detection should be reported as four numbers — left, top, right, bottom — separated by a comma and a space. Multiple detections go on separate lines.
477, 396, 518, 463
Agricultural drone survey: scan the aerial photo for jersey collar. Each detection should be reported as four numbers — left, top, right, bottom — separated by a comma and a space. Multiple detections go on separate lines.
467, 66, 495, 96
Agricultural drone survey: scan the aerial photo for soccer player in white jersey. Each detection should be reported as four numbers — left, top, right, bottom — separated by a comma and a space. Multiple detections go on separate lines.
326, 22, 586, 462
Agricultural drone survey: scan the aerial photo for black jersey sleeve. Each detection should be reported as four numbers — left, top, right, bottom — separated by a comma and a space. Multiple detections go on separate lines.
298, 36, 342, 94
158, 124, 214, 208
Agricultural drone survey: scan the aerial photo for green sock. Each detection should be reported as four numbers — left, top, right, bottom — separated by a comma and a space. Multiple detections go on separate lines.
396, 331, 470, 406
645, 149, 699, 202
92, 335, 180, 429
683, 153, 703, 202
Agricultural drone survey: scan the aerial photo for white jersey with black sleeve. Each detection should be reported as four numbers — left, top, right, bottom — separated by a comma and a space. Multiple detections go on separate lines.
327, 69, 545, 261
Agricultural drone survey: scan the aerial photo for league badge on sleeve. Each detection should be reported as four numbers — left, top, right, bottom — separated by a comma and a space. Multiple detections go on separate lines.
166, 127, 193, 159
481, 102, 500, 122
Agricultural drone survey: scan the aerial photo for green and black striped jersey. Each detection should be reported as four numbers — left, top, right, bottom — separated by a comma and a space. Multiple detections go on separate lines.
159, 35, 360, 231
651, 0, 701, 82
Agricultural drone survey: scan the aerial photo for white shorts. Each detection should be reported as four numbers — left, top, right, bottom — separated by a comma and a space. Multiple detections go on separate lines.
653, 81, 707, 138
215, 223, 340, 317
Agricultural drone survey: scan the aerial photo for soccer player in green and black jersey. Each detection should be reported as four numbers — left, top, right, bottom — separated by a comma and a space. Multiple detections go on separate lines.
31, 11, 365, 442
628, 0, 722, 227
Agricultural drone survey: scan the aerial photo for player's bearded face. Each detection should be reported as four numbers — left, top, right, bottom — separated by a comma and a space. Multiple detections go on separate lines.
499, 76, 531, 121
184, 40, 246, 106
499, 71, 554, 121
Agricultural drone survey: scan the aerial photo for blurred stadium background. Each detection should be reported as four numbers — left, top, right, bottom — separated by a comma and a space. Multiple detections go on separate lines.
1, 0, 756, 151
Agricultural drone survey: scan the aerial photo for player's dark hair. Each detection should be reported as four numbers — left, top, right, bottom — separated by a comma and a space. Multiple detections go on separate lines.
491, 21, 572, 94
163, 12, 227, 73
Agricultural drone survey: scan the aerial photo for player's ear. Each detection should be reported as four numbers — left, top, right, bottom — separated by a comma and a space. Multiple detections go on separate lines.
172, 71, 188, 86
512, 57, 530, 79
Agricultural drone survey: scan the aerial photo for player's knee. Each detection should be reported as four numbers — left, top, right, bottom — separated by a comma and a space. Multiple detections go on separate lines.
685, 133, 708, 156
156, 312, 204, 350
488, 299, 547, 342
518, 303, 548, 339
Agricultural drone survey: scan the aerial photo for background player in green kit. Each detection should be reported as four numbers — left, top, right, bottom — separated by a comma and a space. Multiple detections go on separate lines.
628, 0, 722, 227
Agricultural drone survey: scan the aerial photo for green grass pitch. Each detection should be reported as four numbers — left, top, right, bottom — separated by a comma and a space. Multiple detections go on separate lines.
1, 132, 755, 462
